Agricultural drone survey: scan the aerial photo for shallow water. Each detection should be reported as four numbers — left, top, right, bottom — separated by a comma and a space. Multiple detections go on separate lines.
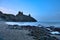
5, 22, 39, 26
5, 21, 60, 27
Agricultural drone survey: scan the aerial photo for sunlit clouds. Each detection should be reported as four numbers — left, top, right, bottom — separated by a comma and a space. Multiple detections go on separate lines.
0, 7, 17, 15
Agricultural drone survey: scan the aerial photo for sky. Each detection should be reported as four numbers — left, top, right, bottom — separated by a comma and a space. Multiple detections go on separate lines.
0, 0, 60, 22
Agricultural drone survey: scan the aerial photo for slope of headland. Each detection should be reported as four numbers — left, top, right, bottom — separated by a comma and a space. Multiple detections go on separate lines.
0, 11, 37, 22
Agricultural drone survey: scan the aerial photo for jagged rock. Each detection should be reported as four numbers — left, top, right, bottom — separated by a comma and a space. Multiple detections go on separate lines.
0, 11, 37, 22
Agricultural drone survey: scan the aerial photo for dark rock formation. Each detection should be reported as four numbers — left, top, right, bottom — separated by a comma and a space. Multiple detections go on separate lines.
7, 25, 59, 40
0, 11, 37, 22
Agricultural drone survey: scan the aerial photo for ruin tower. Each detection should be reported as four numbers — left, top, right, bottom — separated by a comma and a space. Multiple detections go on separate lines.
16, 11, 23, 16
28, 14, 31, 17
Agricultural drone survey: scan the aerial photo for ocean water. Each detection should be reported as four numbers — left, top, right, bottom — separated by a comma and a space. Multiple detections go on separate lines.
5, 22, 60, 27
4, 21, 60, 34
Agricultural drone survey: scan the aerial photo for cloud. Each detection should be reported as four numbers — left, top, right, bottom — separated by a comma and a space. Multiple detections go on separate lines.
0, 7, 17, 15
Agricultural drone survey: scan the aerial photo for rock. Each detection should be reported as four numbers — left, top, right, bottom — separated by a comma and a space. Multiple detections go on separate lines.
0, 11, 37, 22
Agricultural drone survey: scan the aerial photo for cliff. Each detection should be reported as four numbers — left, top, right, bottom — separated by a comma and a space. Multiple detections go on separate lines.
0, 11, 37, 22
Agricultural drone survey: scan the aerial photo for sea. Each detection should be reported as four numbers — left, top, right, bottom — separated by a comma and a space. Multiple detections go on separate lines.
5, 21, 60, 27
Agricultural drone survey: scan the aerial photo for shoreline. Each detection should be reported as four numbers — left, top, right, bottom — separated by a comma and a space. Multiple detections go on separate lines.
0, 21, 60, 40
7, 25, 59, 40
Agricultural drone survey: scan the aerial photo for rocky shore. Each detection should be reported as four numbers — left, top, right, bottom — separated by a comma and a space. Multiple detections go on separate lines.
0, 22, 34, 40
0, 21, 59, 40
7, 25, 59, 40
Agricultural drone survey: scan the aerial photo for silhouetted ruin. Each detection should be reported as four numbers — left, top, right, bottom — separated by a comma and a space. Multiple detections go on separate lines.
0, 11, 37, 22
16, 11, 23, 16
28, 14, 31, 17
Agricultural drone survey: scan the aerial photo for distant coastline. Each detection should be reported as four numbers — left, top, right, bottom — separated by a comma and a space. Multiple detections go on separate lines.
0, 11, 37, 22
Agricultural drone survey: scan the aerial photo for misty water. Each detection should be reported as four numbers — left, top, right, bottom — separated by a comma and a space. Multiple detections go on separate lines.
5, 21, 60, 27
5, 21, 60, 34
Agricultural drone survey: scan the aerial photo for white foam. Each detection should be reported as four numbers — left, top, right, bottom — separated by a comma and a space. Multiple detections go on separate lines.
5, 22, 39, 26
50, 31, 60, 34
